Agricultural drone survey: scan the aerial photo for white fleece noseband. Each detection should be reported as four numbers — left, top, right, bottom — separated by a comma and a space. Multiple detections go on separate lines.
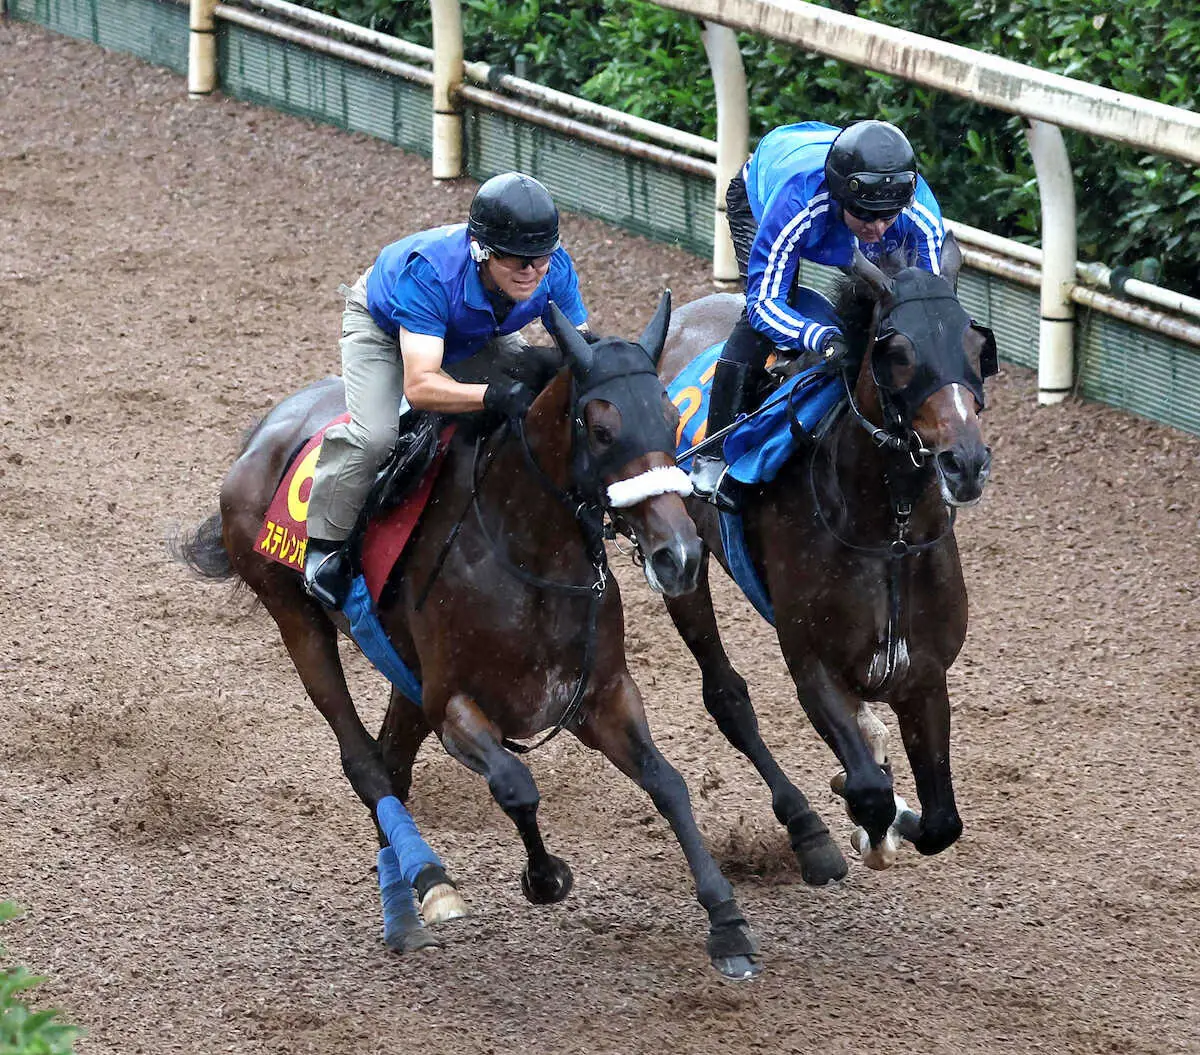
606, 465, 694, 509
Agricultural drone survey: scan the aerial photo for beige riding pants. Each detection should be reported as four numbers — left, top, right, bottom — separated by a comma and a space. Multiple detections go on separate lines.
306, 269, 522, 541
306, 269, 406, 541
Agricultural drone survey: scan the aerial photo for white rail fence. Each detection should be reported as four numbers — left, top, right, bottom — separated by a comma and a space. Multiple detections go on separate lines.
187, 0, 1200, 405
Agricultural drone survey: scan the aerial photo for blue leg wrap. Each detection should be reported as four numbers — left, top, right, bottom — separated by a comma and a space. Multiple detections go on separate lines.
377, 846, 420, 943
376, 795, 443, 886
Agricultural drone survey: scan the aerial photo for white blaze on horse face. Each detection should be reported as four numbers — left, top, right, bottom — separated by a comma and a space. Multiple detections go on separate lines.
949, 383, 974, 425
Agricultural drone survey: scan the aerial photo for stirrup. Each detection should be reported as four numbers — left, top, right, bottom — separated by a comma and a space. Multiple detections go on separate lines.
691, 456, 742, 514
304, 542, 351, 610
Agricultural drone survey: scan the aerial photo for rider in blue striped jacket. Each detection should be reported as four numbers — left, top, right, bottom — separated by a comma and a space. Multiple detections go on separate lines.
691, 120, 947, 511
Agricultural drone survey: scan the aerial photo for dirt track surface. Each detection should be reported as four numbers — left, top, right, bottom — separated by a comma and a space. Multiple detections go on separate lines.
3, 22, 1199, 1055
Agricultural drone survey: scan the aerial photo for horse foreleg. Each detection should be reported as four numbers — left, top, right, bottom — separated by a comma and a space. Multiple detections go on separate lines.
891, 674, 963, 856
378, 689, 468, 925
262, 594, 440, 953
779, 646, 897, 853
663, 561, 846, 885
438, 692, 573, 904
575, 674, 760, 980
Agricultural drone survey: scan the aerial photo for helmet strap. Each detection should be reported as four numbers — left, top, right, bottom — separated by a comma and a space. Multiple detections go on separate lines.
469, 238, 491, 263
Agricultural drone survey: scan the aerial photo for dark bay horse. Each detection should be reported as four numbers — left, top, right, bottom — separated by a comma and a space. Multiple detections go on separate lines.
658, 235, 995, 878
173, 295, 761, 979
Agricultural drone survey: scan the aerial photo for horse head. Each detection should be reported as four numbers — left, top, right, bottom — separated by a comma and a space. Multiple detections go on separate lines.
843, 233, 997, 506
542, 295, 701, 597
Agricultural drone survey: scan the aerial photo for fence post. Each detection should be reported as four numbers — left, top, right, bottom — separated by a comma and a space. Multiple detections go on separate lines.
188, 0, 217, 98
1025, 119, 1077, 404
430, 0, 464, 179
702, 22, 748, 283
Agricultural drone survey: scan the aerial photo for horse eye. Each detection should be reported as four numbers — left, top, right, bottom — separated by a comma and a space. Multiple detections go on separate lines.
877, 338, 916, 387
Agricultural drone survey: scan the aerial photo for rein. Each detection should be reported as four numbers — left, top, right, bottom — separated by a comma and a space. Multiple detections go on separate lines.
800, 307, 957, 695
415, 416, 610, 755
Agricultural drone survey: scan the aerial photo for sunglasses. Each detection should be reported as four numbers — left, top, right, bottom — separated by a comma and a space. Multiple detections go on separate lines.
494, 252, 553, 270
845, 205, 903, 225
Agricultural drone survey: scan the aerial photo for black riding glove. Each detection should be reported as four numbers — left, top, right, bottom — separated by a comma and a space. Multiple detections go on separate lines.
483, 378, 537, 420
822, 335, 851, 372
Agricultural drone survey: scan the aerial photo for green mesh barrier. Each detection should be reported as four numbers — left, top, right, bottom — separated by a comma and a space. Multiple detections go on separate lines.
8, 0, 188, 73
217, 22, 432, 155
11, 0, 1200, 435
463, 105, 713, 257
1078, 311, 1200, 429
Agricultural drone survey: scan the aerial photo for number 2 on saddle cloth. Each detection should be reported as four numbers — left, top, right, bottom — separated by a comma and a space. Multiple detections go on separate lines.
667, 286, 846, 623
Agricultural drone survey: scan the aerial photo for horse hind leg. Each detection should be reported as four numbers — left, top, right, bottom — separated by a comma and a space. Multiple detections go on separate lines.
663, 563, 847, 885
256, 584, 441, 953
438, 692, 574, 904
378, 687, 468, 926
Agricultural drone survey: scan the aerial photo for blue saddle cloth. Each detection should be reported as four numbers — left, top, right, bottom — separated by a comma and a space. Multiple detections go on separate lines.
667, 286, 846, 625
342, 574, 423, 703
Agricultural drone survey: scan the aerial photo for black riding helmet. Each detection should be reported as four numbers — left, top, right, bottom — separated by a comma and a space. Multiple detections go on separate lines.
467, 172, 561, 259
825, 121, 918, 218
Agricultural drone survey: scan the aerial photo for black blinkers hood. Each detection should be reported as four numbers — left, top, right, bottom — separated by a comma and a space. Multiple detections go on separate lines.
573, 339, 676, 476
874, 269, 991, 420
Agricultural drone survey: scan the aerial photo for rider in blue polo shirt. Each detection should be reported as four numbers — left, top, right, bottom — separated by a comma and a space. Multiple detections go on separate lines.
690, 120, 947, 511
304, 172, 591, 607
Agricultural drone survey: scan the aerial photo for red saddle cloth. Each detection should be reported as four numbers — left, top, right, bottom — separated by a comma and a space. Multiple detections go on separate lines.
255, 413, 456, 602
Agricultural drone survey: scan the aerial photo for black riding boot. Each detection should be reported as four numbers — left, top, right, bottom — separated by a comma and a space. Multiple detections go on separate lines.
690, 355, 751, 513
304, 536, 353, 610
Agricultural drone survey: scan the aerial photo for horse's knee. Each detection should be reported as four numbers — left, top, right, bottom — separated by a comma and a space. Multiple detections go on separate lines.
487, 755, 539, 813
638, 749, 690, 807
913, 809, 962, 856
702, 672, 759, 742
843, 769, 896, 842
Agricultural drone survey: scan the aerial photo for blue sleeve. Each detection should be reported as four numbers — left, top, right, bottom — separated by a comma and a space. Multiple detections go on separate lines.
745, 186, 840, 354
372, 256, 451, 337
897, 177, 946, 274
540, 248, 588, 327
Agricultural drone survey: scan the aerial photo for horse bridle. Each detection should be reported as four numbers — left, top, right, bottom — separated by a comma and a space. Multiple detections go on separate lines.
415, 360, 685, 753
811, 299, 961, 559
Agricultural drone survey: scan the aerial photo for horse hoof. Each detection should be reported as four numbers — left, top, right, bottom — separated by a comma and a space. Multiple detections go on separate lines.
796, 835, 850, 886
520, 856, 574, 905
851, 827, 900, 870
705, 904, 759, 978
384, 923, 442, 955
711, 954, 762, 981
788, 813, 849, 886
421, 883, 469, 925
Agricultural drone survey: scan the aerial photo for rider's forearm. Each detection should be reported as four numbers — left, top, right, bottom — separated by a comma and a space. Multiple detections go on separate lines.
404, 372, 489, 413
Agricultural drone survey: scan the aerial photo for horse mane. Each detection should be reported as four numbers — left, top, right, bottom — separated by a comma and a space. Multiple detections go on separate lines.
831, 274, 880, 359
830, 244, 914, 359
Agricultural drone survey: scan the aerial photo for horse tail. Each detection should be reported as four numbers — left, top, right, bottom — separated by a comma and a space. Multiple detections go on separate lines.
169, 511, 234, 580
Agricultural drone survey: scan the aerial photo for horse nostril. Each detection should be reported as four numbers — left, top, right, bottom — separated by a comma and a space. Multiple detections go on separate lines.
650, 545, 682, 585
937, 450, 963, 479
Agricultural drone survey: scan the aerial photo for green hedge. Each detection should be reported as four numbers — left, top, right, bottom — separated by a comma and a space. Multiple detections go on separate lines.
305, 0, 1200, 296
0, 904, 78, 1055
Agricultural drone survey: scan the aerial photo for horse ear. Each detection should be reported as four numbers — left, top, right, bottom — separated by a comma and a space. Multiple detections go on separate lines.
852, 248, 895, 298
546, 301, 595, 376
939, 230, 964, 291
638, 289, 672, 365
